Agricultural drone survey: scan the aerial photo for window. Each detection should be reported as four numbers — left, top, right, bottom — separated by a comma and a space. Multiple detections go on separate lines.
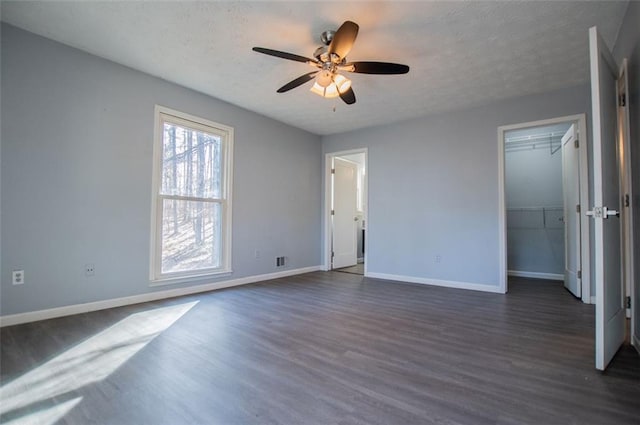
151, 106, 233, 282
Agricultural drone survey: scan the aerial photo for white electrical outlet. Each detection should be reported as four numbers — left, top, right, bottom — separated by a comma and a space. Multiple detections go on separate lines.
85, 264, 95, 276
12, 270, 25, 285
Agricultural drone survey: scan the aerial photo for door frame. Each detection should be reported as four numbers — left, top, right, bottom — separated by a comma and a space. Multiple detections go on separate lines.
497, 114, 590, 302
323, 148, 368, 272
617, 59, 635, 345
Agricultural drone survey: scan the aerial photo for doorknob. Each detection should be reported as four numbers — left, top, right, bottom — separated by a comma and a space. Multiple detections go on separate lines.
586, 206, 620, 219
354, 217, 359, 221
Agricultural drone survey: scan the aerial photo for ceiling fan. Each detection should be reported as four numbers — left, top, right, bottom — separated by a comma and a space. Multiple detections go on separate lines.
252, 21, 409, 105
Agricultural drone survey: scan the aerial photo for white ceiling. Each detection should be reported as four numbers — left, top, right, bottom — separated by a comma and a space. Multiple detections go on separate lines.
1, 1, 629, 136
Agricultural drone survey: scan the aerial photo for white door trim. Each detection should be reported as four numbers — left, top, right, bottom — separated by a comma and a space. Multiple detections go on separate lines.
497, 114, 590, 302
617, 59, 635, 340
323, 148, 368, 272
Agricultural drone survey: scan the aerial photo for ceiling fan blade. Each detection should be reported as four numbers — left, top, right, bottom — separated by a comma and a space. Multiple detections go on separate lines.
277, 71, 318, 93
253, 47, 317, 64
344, 61, 410, 74
328, 21, 359, 59
339, 86, 356, 105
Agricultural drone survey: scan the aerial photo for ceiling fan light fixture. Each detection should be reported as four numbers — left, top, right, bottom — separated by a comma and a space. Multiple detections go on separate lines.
333, 74, 351, 94
310, 73, 351, 99
316, 70, 333, 88
310, 81, 340, 98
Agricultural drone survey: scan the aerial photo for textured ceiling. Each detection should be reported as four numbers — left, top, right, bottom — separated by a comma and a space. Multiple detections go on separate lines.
0, 1, 629, 135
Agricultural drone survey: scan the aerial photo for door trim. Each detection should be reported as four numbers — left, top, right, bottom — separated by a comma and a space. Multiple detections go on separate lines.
323, 148, 368, 272
617, 59, 635, 344
497, 114, 590, 302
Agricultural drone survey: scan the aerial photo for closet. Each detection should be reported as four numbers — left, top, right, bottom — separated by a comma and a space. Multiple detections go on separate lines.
505, 124, 571, 281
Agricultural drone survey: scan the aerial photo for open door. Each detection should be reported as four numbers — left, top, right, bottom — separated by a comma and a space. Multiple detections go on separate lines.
332, 158, 358, 269
589, 26, 626, 370
562, 124, 581, 298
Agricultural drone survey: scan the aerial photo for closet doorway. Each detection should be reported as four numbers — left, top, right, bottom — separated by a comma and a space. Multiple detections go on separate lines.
324, 149, 367, 275
498, 115, 590, 302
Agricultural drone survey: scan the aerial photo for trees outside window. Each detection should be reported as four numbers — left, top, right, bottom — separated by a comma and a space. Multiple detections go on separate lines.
151, 106, 233, 281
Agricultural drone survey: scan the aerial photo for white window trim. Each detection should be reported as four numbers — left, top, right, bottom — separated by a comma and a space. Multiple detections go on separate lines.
149, 105, 234, 284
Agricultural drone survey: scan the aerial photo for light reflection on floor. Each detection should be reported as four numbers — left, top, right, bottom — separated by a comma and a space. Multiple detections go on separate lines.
0, 301, 198, 424
2, 397, 82, 425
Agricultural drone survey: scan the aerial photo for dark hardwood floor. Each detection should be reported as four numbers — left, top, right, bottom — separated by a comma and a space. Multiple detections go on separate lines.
1, 272, 639, 425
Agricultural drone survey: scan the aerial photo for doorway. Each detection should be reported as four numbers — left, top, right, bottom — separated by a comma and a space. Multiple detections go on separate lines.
324, 149, 367, 275
498, 114, 590, 303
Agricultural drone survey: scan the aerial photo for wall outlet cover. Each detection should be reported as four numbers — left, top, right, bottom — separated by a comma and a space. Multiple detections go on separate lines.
12, 270, 25, 285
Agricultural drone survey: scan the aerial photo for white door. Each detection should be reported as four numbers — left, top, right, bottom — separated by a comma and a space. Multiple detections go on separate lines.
589, 26, 626, 370
332, 158, 358, 269
562, 124, 581, 298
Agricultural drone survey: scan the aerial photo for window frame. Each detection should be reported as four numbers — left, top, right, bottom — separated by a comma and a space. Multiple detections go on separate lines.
150, 105, 233, 284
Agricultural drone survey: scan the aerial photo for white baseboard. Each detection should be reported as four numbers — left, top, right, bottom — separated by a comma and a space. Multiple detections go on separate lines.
633, 334, 640, 355
357, 257, 364, 263
508, 270, 564, 281
591, 296, 597, 304
0, 266, 321, 327
365, 272, 504, 294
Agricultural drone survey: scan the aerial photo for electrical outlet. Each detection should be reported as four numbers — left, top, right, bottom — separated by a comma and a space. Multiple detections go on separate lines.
85, 264, 95, 276
254, 250, 261, 259
435, 255, 442, 263
12, 270, 24, 285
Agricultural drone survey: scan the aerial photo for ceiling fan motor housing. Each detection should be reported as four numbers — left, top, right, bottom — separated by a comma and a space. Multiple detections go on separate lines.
320, 30, 335, 45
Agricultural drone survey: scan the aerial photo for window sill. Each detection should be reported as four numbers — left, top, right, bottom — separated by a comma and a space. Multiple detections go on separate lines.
149, 269, 233, 287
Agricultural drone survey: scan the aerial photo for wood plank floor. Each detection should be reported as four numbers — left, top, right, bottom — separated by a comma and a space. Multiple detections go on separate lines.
1, 272, 639, 425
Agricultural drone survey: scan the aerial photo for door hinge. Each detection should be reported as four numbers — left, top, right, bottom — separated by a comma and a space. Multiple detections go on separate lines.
574, 138, 579, 149
577, 270, 582, 279
331, 168, 335, 174
619, 93, 626, 107
331, 251, 335, 258
626, 296, 631, 309
576, 204, 581, 213
624, 194, 630, 207
331, 209, 335, 215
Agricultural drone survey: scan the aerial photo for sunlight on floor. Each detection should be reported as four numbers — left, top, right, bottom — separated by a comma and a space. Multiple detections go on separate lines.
0, 301, 198, 424
2, 397, 82, 425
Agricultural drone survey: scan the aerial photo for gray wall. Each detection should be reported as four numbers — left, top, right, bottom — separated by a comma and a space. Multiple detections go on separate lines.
612, 1, 640, 342
322, 85, 590, 289
505, 124, 568, 275
1, 24, 322, 316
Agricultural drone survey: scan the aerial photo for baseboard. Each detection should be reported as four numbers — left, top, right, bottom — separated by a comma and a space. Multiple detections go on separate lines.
633, 334, 640, 355
591, 296, 597, 304
508, 270, 564, 281
0, 265, 322, 327
365, 272, 504, 294
357, 257, 364, 263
